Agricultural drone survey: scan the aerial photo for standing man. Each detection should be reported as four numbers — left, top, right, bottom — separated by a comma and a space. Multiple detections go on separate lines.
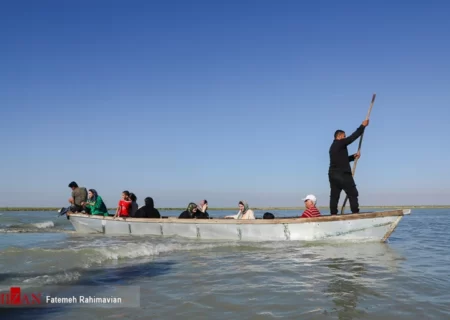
328, 119, 369, 215
68, 181, 87, 213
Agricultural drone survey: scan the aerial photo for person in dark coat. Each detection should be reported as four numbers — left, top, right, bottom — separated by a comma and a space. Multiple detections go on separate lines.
196, 199, 210, 219
134, 197, 160, 218
179, 202, 209, 219
328, 119, 369, 215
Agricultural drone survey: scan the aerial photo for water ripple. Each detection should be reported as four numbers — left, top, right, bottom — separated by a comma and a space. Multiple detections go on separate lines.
1, 209, 450, 319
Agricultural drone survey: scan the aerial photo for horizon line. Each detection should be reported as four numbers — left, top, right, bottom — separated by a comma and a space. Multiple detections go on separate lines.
1, 205, 449, 212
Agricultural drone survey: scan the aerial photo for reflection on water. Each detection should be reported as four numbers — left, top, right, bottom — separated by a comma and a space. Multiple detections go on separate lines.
316, 243, 403, 320
326, 259, 367, 319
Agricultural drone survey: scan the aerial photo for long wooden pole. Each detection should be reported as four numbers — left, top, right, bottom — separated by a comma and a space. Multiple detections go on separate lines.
340, 93, 376, 214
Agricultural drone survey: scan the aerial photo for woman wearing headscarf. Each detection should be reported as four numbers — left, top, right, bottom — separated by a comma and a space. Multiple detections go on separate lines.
195, 199, 209, 219
179, 202, 208, 219
129, 193, 139, 217
134, 197, 161, 218
225, 201, 255, 219
178, 202, 197, 219
82, 189, 109, 216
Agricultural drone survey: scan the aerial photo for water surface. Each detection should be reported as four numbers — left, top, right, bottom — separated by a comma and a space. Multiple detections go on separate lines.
0, 208, 449, 319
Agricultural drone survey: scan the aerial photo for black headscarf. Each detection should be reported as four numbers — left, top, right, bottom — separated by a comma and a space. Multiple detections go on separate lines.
145, 197, 154, 208
135, 197, 160, 218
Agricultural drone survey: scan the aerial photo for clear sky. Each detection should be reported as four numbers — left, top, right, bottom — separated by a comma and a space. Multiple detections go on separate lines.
1, 0, 449, 208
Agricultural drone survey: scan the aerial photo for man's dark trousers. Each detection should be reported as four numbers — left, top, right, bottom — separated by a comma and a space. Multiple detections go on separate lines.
329, 171, 359, 214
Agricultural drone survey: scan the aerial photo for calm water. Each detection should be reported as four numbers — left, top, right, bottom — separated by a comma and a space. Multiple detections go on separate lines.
0, 208, 449, 319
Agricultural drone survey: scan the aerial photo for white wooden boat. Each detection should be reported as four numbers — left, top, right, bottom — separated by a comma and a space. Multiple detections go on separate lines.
68, 209, 411, 242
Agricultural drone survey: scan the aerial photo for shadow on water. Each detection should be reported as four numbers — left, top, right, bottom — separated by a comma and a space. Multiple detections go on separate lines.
0, 260, 175, 319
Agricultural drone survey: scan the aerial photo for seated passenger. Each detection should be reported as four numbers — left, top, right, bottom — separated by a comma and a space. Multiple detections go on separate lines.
129, 193, 139, 217
196, 199, 209, 219
134, 197, 161, 218
300, 194, 321, 218
114, 190, 132, 218
58, 181, 87, 217
82, 189, 109, 216
68, 181, 87, 212
225, 201, 255, 219
263, 212, 275, 219
179, 202, 198, 219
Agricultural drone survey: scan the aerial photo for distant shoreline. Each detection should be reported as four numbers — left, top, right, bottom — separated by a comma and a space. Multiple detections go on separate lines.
0, 205, 449, 212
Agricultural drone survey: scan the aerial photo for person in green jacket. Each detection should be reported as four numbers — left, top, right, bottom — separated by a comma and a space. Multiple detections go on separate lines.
82, 189, 109, 216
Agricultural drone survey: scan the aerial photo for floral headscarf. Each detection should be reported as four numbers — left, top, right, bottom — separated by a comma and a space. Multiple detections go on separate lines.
187, 202, 197, 214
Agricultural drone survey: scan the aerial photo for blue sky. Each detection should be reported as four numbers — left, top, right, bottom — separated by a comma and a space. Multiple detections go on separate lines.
1, 0, 449, 208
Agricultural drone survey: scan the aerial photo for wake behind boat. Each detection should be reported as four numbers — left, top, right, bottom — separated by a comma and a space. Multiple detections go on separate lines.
68, 209, 411, 242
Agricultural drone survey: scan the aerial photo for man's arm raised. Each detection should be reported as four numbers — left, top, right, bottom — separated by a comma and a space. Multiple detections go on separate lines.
342, 120, 369, 146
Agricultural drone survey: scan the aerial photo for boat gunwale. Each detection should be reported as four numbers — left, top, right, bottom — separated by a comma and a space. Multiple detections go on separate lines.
68, 209, 409, 224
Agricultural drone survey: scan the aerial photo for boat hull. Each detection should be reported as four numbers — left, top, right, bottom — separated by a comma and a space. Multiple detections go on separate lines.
68, 209, 411, 242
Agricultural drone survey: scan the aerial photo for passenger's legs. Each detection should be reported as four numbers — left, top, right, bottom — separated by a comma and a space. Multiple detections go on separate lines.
69, 204, 83, 213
